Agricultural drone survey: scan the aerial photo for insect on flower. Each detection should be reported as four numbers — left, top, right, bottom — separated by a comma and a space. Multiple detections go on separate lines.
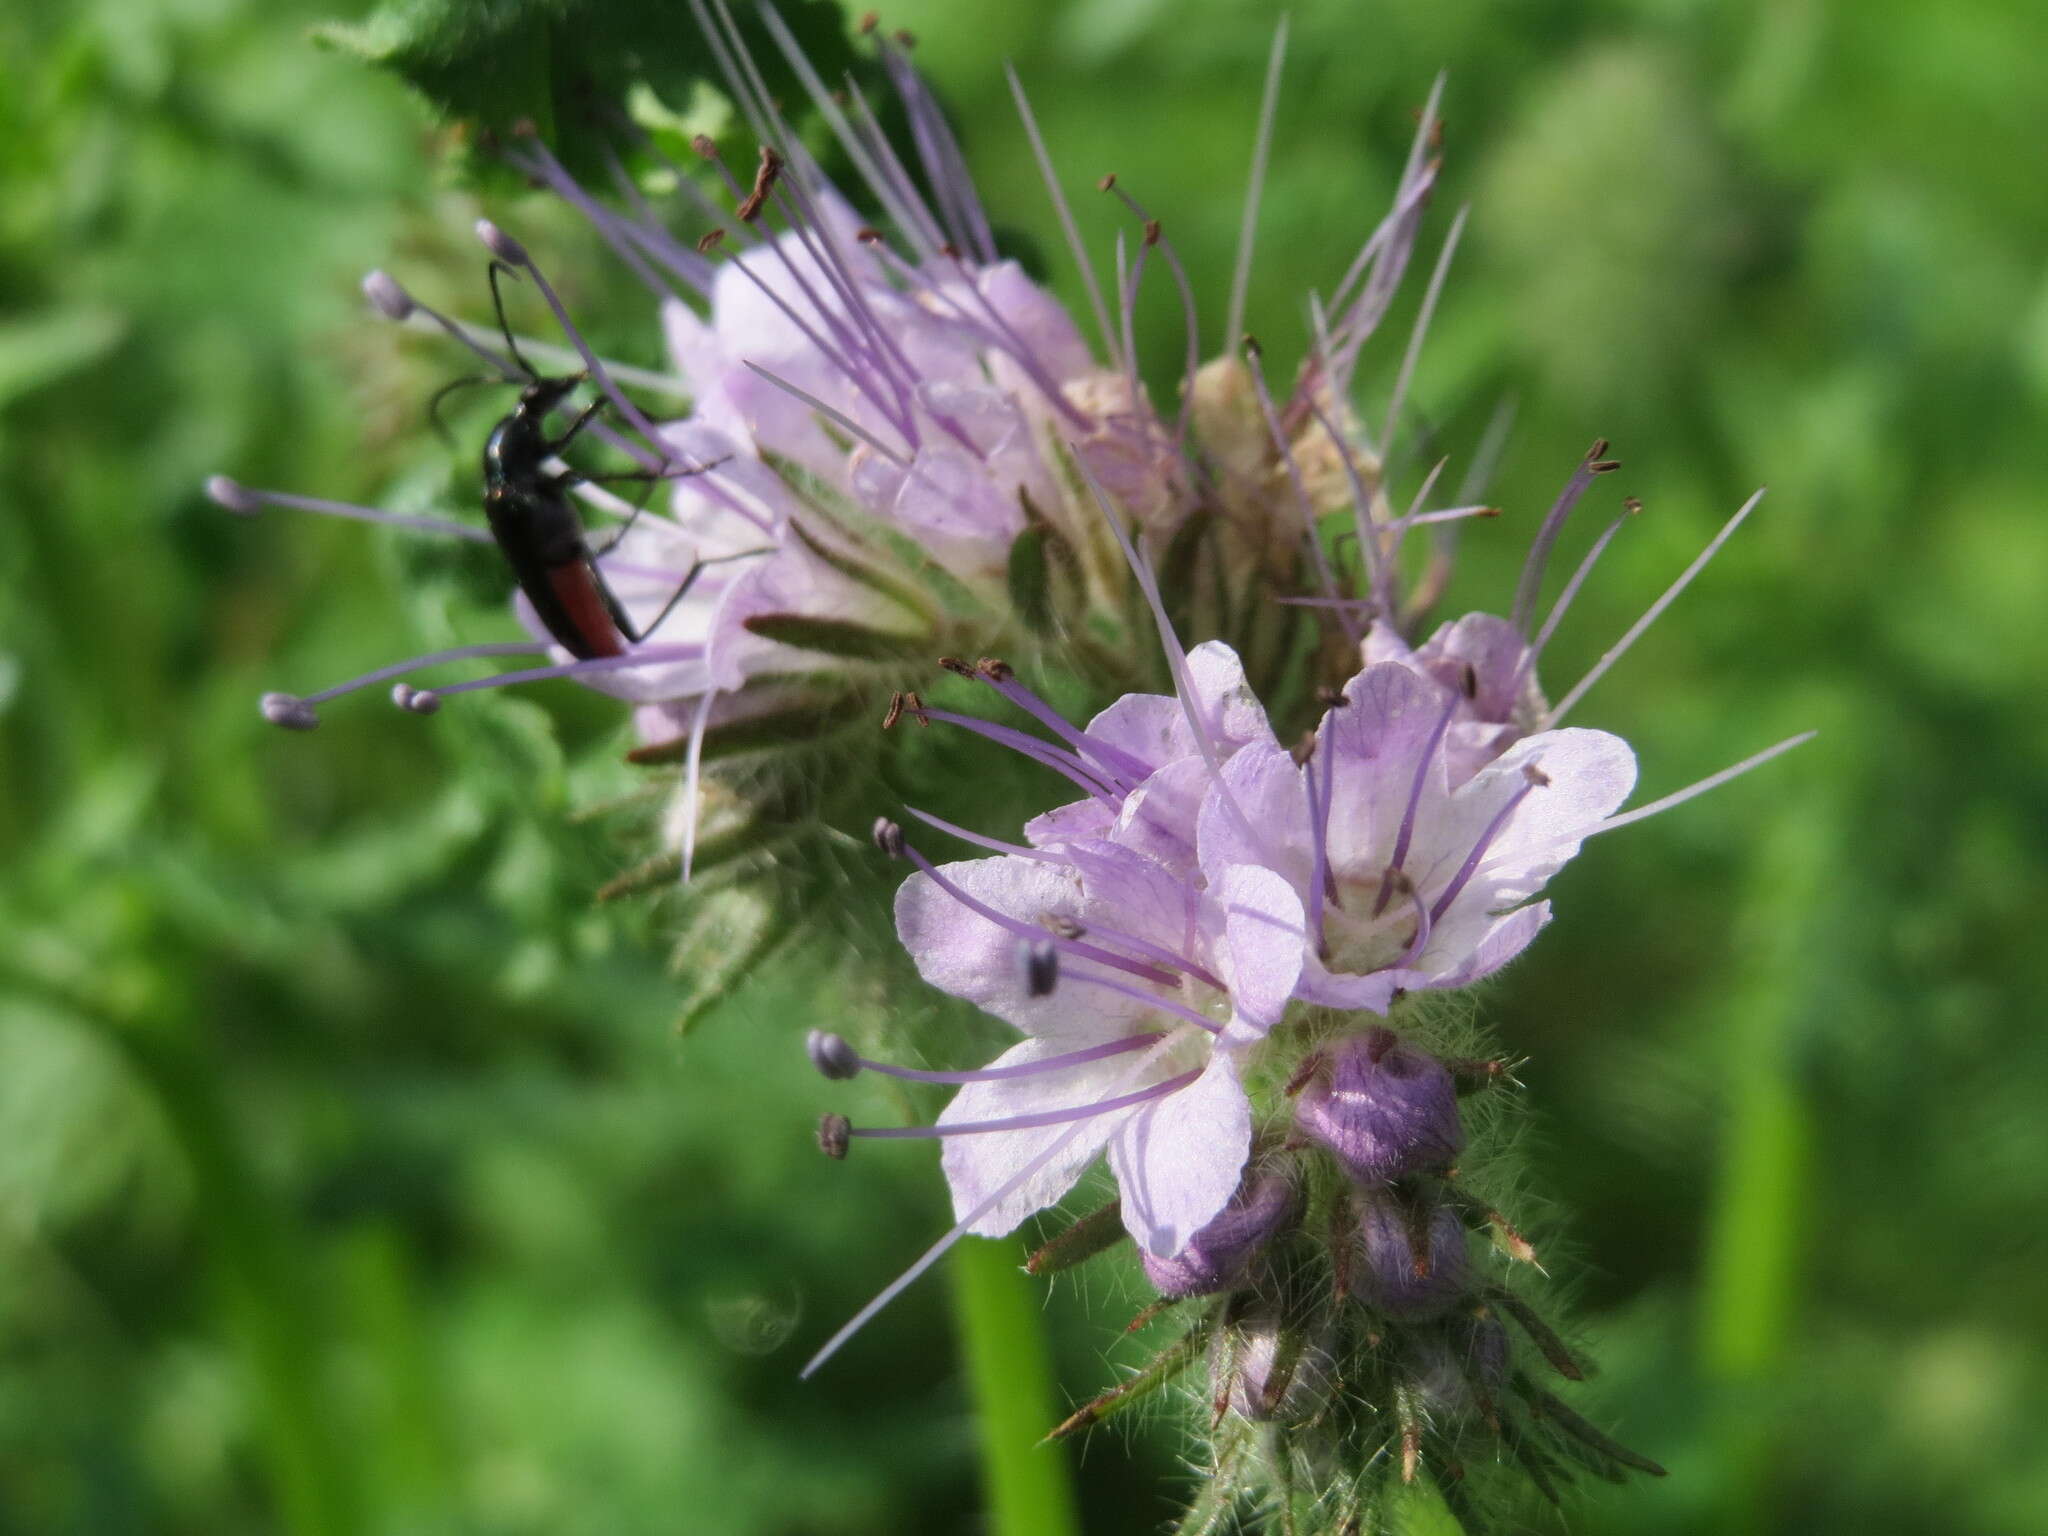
208, 220, 765, 731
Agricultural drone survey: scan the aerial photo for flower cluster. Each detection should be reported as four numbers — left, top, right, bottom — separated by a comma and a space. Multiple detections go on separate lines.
209, 2, 1453, 885
804, 469, 1804, 1522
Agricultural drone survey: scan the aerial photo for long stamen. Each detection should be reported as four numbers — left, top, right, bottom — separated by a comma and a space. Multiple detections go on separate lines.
261, 642, 551, 727
1226, 19, 1289, 350
1006, 64, 1119, 369
1509, 439, 1620, 633
1243, 339, 1351, 629
402, 644, 707, 705
1058, 970, 1222, 1035
801, 1095, 1118, 1377
813, 1029, 1167, 1086
848, 1068, 1201, 1140
903, 805, 1062, 862
1512, 510, 1632, 698
1395, 877, 1434, 968
678, 687, 718, 883
1379, 204, 1467, 465
1101, 182, 1204, 446
1374, 691, 1459, 914
963, 659, 1153, 785
206, 478, 492, 543
909, 706, 1124, 806
1471, 731, 1817, 882
1072, 456, 1263, 851
885, 828, 1182, 988
741, 361, 912, 468
1304, 748, 1330, 949
1547, 488, 1766, 726
1428, 764, 1547, 924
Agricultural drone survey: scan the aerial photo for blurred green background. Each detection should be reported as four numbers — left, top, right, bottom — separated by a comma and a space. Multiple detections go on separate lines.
4, 0, 2046, 1531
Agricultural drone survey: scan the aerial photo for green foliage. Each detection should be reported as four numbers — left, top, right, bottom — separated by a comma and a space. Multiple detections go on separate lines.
5, 0, 2048, 1531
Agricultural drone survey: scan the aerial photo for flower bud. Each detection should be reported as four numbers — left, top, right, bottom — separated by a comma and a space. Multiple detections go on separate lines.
1140, 1170, 1296, 1299
1404, 1310, 1511, 1424
1209, 1306, 1334, 1424
1356, 1194, 1471, 1321
1293, 1028, 1464, 1184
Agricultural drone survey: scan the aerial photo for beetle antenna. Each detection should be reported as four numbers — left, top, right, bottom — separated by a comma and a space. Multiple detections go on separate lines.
488, 260, 540, 381
426, 373, 505, 445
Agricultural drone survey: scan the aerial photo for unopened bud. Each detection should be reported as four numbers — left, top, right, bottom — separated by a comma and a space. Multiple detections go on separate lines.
1210, 1307, 1334, 1424
1141, 1171, 1297, 1299
1292, 1029, 1464, 1183
1356, 1194, 1471, 1321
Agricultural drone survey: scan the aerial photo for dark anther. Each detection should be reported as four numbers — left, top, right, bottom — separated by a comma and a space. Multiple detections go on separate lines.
903, 690, 927, 726
691, 134, 720, 161
1143, 219, 1161, 246
1623, 495, 1644, 515
1290, 731, 1317, 767
857, 8, 878, 31
1020, 938, 1059, 998
1315, 685, 1347, 708
871, 818, 906, 858
696, 228, 727, 254
975, 656, 1015, 682
1097, 173, 1117, 192
816, 1113, 851, 1159
855, 226, 883, 244
1522, 763, 1552, 788
735, 145, 785, 222
1459, 661, 1479, 699
1584, 437, 1610, 461
1588, 457, 1622, 475
1241, 332, 1264, 360
940, 242, 961, 260
806, 1029, 862, 1081
937, 655, 976, 677
893, 27, 917, 48
882, 692, 906, 730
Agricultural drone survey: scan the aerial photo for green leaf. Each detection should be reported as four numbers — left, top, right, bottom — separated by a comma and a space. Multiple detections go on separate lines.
313, 0, 864, 178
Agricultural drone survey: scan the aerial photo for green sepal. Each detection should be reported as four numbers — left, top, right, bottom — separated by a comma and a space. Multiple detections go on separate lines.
741, 613, 933, 663
623, 688, 874, 766
1023, 1198, 1127, 1276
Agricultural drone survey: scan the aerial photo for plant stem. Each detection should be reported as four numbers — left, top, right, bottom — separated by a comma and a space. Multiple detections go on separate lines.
951, 1237, 1083, 1536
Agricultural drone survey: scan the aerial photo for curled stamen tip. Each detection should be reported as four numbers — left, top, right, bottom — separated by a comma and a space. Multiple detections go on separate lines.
816, 1113, 851, 1160
1522, 763, 1551, 788
871, 818, 906, 858
206, 475, 263, 516
361, 269, 414, 321
806, 1030, 861, 1081
392, 683, 441, 716
475, 219, 529, 266
1018, 939, 1059, 998
260, 692, 319, 731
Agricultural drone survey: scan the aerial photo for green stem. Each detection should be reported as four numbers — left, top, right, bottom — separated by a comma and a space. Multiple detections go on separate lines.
951, 1237, 1083, 1536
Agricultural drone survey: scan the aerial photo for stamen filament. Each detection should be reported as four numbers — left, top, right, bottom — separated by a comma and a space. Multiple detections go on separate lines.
1059, 969, 1221, 1035
851, 1067, 1200, 1140
1510, 444, 1610, 633
1375, 691, 1459, 914
1226, 19, 1289, 351
1428, 773, 1542, 924
1548, 488, 1766, 726
902, 805, 1061, 863
910, 706, 1124, 806
301, 642, 549, 706
853, 1033, 1169, 1086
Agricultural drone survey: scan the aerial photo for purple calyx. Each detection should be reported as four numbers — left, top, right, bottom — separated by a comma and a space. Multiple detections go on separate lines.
1292, 1029, 1464, 1184
1356, 1194, 1470, 1321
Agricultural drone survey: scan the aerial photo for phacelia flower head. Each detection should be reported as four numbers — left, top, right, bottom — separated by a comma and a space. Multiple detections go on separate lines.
210, 1, 1459, 880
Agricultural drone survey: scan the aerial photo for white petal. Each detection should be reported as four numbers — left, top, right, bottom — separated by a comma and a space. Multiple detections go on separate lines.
1107, 1051, 1252, 1258
1214, 864, 1306, 1037
939, 1035, 1144, 1237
